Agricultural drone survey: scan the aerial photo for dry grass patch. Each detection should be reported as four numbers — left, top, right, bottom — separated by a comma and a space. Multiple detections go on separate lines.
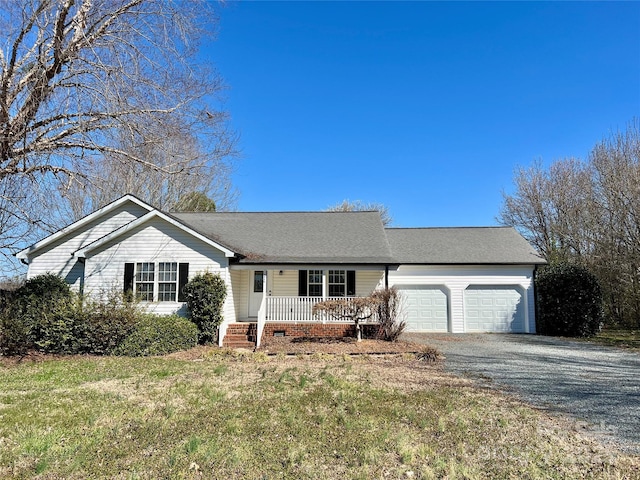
258, 336, 426, 355
0, 352, 638, 479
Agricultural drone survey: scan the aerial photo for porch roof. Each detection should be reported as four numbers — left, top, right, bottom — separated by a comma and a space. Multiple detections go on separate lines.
172, 211, 396, 265
385, 227, 546, 265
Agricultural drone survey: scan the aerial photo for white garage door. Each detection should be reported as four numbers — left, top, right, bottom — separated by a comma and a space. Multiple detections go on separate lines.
398, 286, 448, 332
464, 286, 525, 332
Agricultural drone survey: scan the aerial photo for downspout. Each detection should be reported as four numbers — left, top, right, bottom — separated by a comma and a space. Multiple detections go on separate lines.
385, 265, 389, 289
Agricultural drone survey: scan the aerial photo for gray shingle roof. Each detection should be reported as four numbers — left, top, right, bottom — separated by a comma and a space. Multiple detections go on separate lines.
172, 211, 396, 264
385, 227, 546, 265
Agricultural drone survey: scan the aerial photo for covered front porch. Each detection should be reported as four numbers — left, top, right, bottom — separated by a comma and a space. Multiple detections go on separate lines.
221, 267, 388, 347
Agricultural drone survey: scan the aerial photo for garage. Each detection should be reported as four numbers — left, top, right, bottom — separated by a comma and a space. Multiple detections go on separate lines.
464, 286, 525, 332
397, 286, 449, 332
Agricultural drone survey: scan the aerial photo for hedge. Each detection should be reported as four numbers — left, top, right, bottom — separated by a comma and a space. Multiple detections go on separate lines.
114, 314, 198, 356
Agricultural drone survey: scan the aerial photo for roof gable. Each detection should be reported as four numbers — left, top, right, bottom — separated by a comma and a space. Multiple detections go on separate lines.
16, 194, 153, 260
74, 210, 236, 259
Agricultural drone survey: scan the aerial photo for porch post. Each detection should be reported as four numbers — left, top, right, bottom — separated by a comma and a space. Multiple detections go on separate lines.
322, 269, 327, 299
263, 269, 268, 303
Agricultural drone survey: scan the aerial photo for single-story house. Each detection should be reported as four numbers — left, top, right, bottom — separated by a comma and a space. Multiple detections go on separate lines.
16, 194, 545, 347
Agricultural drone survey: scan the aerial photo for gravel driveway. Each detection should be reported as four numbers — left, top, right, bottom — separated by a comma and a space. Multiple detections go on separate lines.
403, 333, 640, 454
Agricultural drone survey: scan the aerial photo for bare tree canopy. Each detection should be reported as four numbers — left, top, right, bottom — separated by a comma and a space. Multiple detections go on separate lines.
327, 199, 393, 226
500, 119, 640, 327
0, 0, 237, 270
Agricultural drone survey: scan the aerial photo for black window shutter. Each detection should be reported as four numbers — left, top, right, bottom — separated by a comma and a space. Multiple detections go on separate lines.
178, 263, 189, 302
347, 270, 356, 296
124, 263, 134, 294
298, 270, 308, 296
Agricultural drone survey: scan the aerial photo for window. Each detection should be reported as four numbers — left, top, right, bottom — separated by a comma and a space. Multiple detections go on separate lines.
253, 271, 264, 293
328, 270, 346, 297
298, 269, 356, 297
308, 270, 323, 296
158, 262, 178, 301
135, 262, 155, 301
125, 262, 188, 302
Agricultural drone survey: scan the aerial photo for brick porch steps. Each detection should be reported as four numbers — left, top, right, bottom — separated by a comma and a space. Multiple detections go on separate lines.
223, 323, 257, 349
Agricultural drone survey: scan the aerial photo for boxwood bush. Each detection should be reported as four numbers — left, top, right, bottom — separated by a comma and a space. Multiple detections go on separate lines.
535, 262, 604, 337
114, 314, 198, 356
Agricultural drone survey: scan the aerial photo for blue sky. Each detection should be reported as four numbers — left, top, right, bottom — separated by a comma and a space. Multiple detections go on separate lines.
206, 1, 639, 227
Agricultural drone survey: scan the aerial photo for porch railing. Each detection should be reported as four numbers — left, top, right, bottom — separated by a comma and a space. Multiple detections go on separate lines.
255, 296, 375, 348
265, 296, 372, 323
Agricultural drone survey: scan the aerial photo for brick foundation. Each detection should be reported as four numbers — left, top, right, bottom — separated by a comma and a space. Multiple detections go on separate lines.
261, 322, 379, 342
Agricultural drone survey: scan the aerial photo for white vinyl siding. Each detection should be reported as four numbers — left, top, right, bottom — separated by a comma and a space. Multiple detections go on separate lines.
83, 218, 232, 317
269, 270, 299, 296
25, 203, 149, 290
388, 265, 536, 333
356, 270, 384, 297
230, 270, 248, 320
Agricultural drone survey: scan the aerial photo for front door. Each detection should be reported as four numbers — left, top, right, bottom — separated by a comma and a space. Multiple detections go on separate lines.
248, 271, 265, 317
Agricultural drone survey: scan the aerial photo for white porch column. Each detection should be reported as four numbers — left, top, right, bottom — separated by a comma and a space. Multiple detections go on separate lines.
322, 269, 327, 298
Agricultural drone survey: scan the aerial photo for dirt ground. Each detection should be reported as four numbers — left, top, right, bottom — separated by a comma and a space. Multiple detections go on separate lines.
1, 337, 438, 365
256, 336, 431, 355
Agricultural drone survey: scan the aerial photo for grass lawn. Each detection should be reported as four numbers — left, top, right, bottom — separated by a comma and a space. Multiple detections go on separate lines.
0, 349, 638, 479
587, 329, 640, 350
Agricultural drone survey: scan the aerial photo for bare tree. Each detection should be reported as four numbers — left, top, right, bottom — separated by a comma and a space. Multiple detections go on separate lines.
327, 199, 393, 226
59, 121, 236, 219
0, 0, 237, 264
500, 120, 640, 327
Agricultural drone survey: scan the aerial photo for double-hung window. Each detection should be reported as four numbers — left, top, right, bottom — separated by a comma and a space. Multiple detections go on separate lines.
158, 262, 178, 301
135, 262, 155, 301
298, 269, 356, 297
125, 262, 189, 302
308, 270, 323, 296
328, 270, 346, 297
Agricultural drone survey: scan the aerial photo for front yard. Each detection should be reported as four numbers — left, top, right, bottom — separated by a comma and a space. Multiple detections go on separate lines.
587, 329, 640, 350
0, 350, 638, 479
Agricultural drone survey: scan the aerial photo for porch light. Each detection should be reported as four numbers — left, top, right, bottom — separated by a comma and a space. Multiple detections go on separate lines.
279, 270, 283, 275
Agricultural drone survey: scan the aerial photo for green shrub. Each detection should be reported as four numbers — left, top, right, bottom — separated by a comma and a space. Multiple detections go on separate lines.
536, 262, 604, 337
372, 287, 407, 342
17, 273, 71, 300
182, 272, 227, 344
75, 290, 142, 355
30, 298, 80, 354
3, 274, 76, 354
0, 303, 29, 356
114, 314, 198, 356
